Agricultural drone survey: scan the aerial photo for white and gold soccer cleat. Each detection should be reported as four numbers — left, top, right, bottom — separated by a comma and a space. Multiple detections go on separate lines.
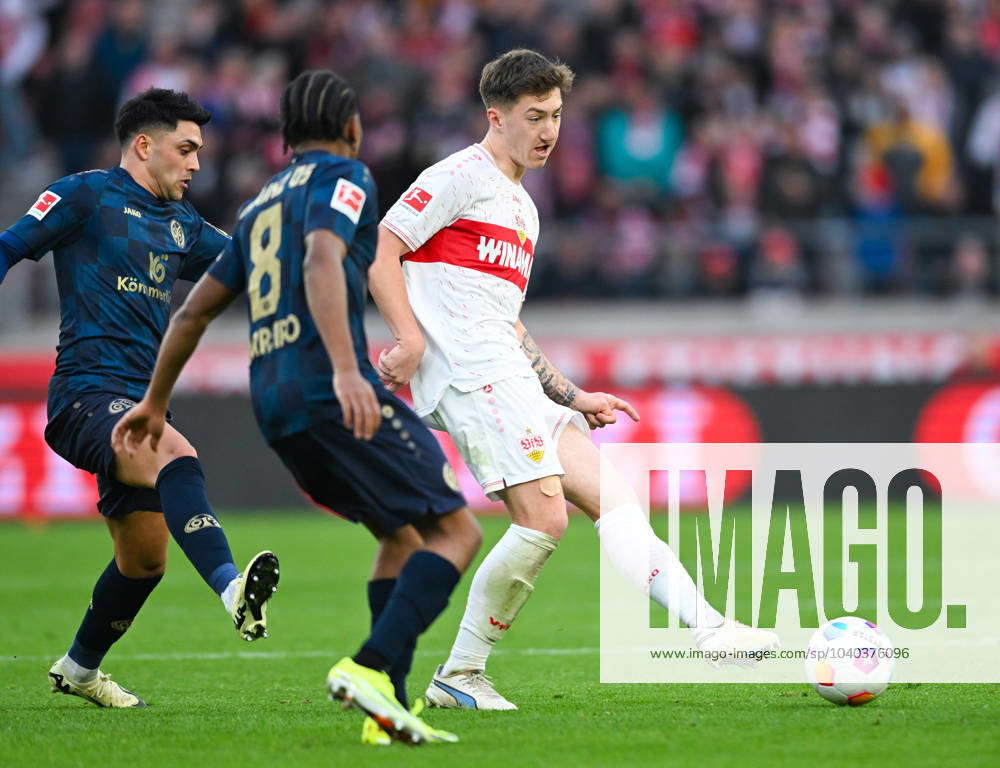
694, 620, 781, 668
48, 658, 145, 708
231, 550, 279, 642
425, 665, 518, 710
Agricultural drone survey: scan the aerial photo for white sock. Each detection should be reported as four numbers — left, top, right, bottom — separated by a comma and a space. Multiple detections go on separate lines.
441, 524, 558, 676
595, 504, 724, 635
60, 654, 98, 683
220, 576, 240, 614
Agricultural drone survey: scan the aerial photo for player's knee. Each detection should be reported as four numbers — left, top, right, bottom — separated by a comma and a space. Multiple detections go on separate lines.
506, 476, 567, 538
156, 431, 197, 467
117, 553, 166, 579
541, 510, 569, 540
527, 488, 569, 539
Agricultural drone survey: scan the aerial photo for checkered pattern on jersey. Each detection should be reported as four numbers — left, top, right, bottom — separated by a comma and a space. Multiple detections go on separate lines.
6, 167, 229, 417
209, 151, 380, 442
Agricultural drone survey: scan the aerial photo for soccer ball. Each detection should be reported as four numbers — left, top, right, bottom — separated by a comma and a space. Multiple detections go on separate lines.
804, 616, 895, 706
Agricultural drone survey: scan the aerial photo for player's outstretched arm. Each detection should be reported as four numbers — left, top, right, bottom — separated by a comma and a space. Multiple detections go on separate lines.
368, 226, 426, 391
304, 229, 381, 440
112, 274, 237, 453
515, 319, 640, 429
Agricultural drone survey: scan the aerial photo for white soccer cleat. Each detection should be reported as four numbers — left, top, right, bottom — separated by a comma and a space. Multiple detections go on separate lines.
48, 658, 146, 708
425, 665, 518, 710
231, 550, 280, 641
694, 620, 781, 668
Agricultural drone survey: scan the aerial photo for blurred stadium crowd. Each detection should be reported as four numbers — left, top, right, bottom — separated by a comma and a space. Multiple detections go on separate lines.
3, 0, 1000, 303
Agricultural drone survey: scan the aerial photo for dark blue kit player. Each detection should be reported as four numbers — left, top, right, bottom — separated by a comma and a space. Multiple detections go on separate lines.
0, 88, 278, 708
115, 71, 482, 745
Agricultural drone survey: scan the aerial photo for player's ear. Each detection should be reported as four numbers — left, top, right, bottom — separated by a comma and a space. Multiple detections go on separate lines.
132, 133, 152, 162
486, 106, 503, 131
345, 113, 362, 157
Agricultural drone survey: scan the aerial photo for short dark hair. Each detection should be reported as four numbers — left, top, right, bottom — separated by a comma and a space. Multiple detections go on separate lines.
280, 70, 359, 150
479, 49, 574, 109
114, 88, 211, 144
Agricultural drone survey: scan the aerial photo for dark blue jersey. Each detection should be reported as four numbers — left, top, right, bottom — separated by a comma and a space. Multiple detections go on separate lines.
209, 150, 379, 442
1, 167, 230, 418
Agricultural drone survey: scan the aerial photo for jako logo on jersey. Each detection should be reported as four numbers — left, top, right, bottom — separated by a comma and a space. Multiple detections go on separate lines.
108, 398, 136, 414
149, 252, 169, 283
402, 186, 432, 213
27, 190, 61, 220
476, 236, 533, 280
170, 219, 185, 248
184, 514, 222, 533
331, 178, 366, 224
124, 206, 142, 218
488, 616, 511, 631
519, 428, 545, 463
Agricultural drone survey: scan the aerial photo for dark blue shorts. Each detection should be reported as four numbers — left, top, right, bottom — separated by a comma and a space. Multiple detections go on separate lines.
270, 391, 466, 533
44, 393, 161, 519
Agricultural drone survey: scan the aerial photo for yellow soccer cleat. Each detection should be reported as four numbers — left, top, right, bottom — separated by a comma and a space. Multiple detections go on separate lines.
360, 698, 458, 746
326, 658, 458, 746
361, 717, 392, 746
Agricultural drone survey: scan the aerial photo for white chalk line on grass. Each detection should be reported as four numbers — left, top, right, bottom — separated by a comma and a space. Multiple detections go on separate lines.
4, 638, 993, 664
0, 647, 601, 664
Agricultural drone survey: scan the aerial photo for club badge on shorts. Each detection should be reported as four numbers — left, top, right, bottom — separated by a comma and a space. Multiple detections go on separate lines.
519, 428, 545, 463
108, 398, 136, 414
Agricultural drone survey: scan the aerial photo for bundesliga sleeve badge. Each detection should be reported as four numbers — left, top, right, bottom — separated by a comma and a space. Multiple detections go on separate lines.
331, 178, 366, 224
27, 190, 62, 221
402, 186, 432, 213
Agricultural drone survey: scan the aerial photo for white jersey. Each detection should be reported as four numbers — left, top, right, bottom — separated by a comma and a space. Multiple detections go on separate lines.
382, 143, 540, 416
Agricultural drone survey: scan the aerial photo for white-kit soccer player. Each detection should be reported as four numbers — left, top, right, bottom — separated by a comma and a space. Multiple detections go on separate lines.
370, 49, 779, 710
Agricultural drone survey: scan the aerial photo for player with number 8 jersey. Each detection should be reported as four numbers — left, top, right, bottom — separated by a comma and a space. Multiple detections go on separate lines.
113, 70, 482, 746
211, 150, 379, 440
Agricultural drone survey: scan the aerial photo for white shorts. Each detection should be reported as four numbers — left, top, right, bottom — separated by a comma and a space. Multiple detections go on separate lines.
424, 375, 589, 501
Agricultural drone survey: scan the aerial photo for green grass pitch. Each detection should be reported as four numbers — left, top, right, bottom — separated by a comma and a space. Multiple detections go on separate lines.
2, 513, 997, 766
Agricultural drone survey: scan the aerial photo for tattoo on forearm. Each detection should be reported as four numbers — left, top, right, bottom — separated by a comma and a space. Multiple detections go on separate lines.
519, 329, 578, 407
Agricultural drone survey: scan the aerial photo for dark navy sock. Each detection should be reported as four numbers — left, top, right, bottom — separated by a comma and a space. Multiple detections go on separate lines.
367, 578, 396, 629
368, 578, 414, 707
357, 552, 460, 686
68, 559, 161, 669
156, 456, 238, 595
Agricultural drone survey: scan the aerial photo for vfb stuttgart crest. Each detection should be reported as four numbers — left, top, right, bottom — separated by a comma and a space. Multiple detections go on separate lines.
170, 219, 185, 248
519, 428, 545, 463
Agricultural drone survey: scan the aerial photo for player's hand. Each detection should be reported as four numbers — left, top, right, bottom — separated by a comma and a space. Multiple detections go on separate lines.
376, 336, 425, 392
334, 369, 381, 440
572, 390, 640, 430
111, 400, 167, 455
